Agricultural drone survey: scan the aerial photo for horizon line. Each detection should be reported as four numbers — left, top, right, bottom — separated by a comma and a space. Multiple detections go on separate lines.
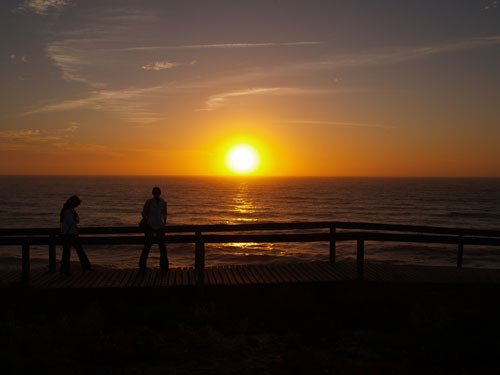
0, 174, 499, 179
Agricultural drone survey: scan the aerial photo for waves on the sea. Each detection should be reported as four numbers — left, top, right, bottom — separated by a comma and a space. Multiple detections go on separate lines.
0, 176, 499, 270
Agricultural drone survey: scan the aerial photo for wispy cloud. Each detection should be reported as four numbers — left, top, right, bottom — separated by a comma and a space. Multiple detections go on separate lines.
277, 120, 395, 129
212, 35, 500, 85
0, 126, 122, 156
0, 129, 59, 143
142, 61, 179, 71
483, 1, 498, 10
9, 54, 28, 63
200, 87, 333, 111
60, 122, 80, 132
141, 60, 196, 71
0, 125, 79, 141
46, 40, 102, 87
122, 41, 324, 52
23, 86, 165, 123
296, 35, 500, 70
16, 0, 70, 15
43, 8, 156, 87
0, 126, 76, 151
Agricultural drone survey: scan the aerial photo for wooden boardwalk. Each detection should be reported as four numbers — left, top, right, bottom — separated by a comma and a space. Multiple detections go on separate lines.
2, 261, 500, 289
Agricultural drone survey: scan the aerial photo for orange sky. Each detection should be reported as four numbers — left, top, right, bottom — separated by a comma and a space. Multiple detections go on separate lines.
1, 1, 499, 177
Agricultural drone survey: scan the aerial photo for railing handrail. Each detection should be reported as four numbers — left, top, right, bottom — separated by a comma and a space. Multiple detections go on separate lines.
1, 221, 499, 237
4, 221, 499, 284
1, 232, 500, 247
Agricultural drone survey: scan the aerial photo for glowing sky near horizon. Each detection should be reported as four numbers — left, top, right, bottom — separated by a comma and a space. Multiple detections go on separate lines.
1, 0, 499, 176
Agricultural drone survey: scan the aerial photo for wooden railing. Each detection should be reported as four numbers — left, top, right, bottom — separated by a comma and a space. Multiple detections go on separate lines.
1, 221, 499, 284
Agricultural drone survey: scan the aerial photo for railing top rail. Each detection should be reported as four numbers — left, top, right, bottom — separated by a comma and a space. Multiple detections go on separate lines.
2, 231, 500, 247
0, 221, 499, 237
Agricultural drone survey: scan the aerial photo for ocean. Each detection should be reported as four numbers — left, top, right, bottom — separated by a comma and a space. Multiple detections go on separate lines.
0, 176, 499, 270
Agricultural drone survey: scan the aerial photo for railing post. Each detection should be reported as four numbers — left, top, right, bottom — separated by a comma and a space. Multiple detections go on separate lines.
22, 240, 30, 283
457, 234, 464, 268
195, 231, 205, 286
356, 238, 364, 280
329, 226, 336, 263
49, 233, 57, 272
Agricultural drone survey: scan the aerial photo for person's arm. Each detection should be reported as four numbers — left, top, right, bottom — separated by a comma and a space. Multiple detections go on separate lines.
163, 201, 167, 225
142, 199, 150, 220
62, 209, 77, 233
73, 209, 80, 225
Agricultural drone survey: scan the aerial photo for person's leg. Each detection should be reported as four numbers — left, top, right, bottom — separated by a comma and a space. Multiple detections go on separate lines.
139, 229, 153, 271
60, 236, 71, 273
157, 230, 169, 271
74, 237, 92, 270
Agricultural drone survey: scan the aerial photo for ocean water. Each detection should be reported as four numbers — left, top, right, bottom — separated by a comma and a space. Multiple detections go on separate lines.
0, 176, 499, 270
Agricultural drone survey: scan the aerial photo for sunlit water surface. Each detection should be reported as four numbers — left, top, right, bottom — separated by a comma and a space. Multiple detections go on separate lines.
0, 176, 499, 270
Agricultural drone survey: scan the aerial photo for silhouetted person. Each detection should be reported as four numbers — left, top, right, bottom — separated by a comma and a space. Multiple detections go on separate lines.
139, 186, 168, 272
60, 195, 92, 274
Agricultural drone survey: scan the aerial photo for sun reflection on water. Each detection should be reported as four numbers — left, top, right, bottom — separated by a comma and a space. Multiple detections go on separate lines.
232, 181, 257, 221
225, 242, 277, 256
222, 181, 286, 257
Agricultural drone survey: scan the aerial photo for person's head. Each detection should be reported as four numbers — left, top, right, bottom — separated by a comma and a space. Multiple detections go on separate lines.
65, 195, 82, 209
152, 186, 161, 198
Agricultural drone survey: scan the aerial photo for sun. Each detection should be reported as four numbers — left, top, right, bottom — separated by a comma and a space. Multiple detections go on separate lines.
226, 144, 260, 174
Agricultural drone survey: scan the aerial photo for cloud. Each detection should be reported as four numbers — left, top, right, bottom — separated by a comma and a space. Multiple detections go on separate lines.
8, 54, 28, 63
209, 35, 500, 86
17, 0, 69, 15
141, 60, 196, 71
200, 87, 334, 111
293, 35, 500, 70
43, 9, 153, 87
121, 41, 324, 52
0, 129, 58, 143
46, 41, 101, 86
23, 86, 166, 123
277, 120, 395, 129
142, 61, 179, 71
483, 1, 498, 10
0, 126, 77, 149
60, 123, 80, 132
0, 126, 122, 157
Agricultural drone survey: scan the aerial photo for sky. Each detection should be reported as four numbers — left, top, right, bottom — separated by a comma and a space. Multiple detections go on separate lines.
1, 0, 499, 176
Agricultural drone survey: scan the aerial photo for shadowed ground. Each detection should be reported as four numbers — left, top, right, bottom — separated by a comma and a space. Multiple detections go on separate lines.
2, 262, 500, 373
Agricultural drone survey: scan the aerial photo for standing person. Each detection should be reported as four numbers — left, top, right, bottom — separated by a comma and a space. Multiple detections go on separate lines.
60, 195, 92, 274
139, 186, 168, 272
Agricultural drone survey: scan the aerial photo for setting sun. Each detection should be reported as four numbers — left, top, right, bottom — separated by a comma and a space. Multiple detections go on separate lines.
226, 144, 260, 174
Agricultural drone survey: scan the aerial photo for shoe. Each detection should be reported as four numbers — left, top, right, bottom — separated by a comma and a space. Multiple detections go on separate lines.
60, 270, 71, 275
139, 268, 147, 274
83, 267, 95, 272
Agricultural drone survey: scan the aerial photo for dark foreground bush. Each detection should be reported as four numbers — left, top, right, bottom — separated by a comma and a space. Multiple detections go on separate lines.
2, 284, 500, 374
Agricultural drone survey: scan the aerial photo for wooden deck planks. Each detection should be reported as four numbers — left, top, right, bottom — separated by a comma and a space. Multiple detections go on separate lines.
221, 266, 236, 285
218, 266, 232, 285
302, 262, 332, 282
114, 269, 135, 287
315, 263, 344, 281
252, 265, 276, 284
203, 268, 214, 285
246, 265, 266, 284
294, 262, 323, 282
241, 265, 260, 284
286, 263, 313, 283
3, 262, 500, 290
268, 264, 290, 283
233, 266, 251, 284
159, 269, 171, 287
4, 270, 23, 284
